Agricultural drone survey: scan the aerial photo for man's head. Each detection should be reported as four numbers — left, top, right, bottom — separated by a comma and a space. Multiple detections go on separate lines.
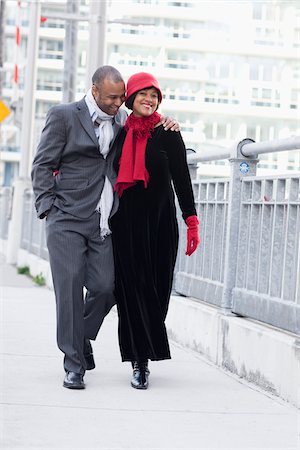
91, 66, 126, 116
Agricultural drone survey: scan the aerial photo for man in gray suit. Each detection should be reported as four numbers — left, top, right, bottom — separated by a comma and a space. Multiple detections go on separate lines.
31, 66, 178, 389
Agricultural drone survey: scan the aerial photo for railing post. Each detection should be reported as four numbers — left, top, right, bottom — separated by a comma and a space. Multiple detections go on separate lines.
0, 187, 12, 240
186, 148, 198, 180
221, 139, 259, 312
187, 161, 198, 181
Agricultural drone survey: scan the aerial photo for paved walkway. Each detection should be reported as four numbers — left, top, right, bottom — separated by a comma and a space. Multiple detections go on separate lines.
0, 254, 299, 450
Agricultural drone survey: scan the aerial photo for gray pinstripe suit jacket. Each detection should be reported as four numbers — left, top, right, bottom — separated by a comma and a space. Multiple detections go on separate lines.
31, 98, 127, 219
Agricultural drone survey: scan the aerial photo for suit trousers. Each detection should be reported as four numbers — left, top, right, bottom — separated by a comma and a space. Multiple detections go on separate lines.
46, 207, 115, 374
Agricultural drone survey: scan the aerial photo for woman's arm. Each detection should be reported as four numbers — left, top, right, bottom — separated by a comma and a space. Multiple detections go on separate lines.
164, 130, 200, 255
164, 130, 196, 219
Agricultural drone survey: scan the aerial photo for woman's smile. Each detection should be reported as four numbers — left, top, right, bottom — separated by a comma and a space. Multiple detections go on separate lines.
132, 88, 159, 117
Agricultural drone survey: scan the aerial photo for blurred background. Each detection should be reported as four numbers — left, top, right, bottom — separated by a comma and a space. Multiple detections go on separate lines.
0, 0, 299, 185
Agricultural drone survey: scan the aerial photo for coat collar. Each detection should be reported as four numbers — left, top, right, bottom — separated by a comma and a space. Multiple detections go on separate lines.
75, 98, 127, 149
76, 98, 99, 146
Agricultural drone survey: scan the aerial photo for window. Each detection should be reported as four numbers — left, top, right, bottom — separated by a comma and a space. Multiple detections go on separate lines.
36, 100, 57, 118
291, 63, 300, 80
290, 89, 300, 109
251, 87, 280, 108
204, 123, 213, 140
168, 2, 192, 7
260, 126, 271, 142
39, 39, 63, 59
250, 62, 259, 80
219, 63, 229, 79
217, 123, 227, 139
247, 125, 257, 141
294, 28, 300, 48
263, 63, 273, 82
37, 70, 63, 92
262, 88, 272, 99
253, 3, 263, 20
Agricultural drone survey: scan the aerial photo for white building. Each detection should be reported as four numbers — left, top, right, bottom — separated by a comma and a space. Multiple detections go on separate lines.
1, 0, 299, 184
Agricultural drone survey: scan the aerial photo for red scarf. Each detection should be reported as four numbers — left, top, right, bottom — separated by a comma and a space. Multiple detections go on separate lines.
114, 112, 161, 197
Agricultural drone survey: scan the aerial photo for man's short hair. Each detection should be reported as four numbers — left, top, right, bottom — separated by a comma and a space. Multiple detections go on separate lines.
92, 66, 124, 86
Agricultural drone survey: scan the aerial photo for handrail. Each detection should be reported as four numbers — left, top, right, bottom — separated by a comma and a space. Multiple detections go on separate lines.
187, 144, 230, 164
240, 136, 300, 157
187, 136, 300, 164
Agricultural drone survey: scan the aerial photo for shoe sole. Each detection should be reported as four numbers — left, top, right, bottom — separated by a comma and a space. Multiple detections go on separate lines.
63, 383, 85, 390
131, 382, 148, 390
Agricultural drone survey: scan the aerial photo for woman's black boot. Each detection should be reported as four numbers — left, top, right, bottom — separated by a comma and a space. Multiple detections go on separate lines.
131, 361, 150, 389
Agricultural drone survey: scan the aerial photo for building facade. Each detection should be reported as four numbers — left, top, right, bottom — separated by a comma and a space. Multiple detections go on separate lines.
1, 0, 299, 184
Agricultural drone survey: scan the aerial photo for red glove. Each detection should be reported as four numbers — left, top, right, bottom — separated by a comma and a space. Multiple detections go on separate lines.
185, 215, 200, 256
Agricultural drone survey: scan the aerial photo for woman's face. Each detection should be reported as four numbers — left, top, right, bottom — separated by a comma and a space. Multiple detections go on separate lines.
132, 88, 159, 117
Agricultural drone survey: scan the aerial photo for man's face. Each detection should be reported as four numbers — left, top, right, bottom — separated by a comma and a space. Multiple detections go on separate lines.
92, 79, 126, 116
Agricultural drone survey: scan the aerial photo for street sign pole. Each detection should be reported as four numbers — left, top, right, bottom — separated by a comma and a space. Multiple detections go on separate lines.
85, 0, 107, 90
62, 0, 78, 103
6, 0, 40, 264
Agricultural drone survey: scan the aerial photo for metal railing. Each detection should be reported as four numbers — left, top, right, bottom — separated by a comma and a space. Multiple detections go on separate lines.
233, 175, 300, 331
21, 189, 48, 260
175, 136, 300, 335
1, 136, 299, 334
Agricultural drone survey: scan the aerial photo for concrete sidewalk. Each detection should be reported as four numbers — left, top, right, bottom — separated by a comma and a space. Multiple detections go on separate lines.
0, 255, 299, 450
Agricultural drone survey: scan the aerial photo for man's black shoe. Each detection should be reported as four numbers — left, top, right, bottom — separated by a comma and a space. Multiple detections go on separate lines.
63, 371, 85, 389
84, 339, 95, 370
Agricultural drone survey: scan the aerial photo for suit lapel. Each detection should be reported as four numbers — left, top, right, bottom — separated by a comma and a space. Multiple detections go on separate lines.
76, 99, 99, 147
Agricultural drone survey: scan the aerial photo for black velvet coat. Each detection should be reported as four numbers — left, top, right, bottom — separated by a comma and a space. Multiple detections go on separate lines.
111, 125, 196, 362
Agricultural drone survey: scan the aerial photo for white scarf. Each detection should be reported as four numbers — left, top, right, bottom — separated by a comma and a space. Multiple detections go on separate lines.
85, 89, 114, 239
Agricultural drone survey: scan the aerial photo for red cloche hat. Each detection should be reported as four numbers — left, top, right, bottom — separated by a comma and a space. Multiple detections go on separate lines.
125, 72, 162, 109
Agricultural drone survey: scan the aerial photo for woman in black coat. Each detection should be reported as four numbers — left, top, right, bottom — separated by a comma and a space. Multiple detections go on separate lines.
111, 72, 200, 389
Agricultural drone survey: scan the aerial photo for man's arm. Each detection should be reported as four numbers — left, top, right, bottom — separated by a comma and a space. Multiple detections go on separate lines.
31, 106, 66, 218
117, 107, 179, 131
